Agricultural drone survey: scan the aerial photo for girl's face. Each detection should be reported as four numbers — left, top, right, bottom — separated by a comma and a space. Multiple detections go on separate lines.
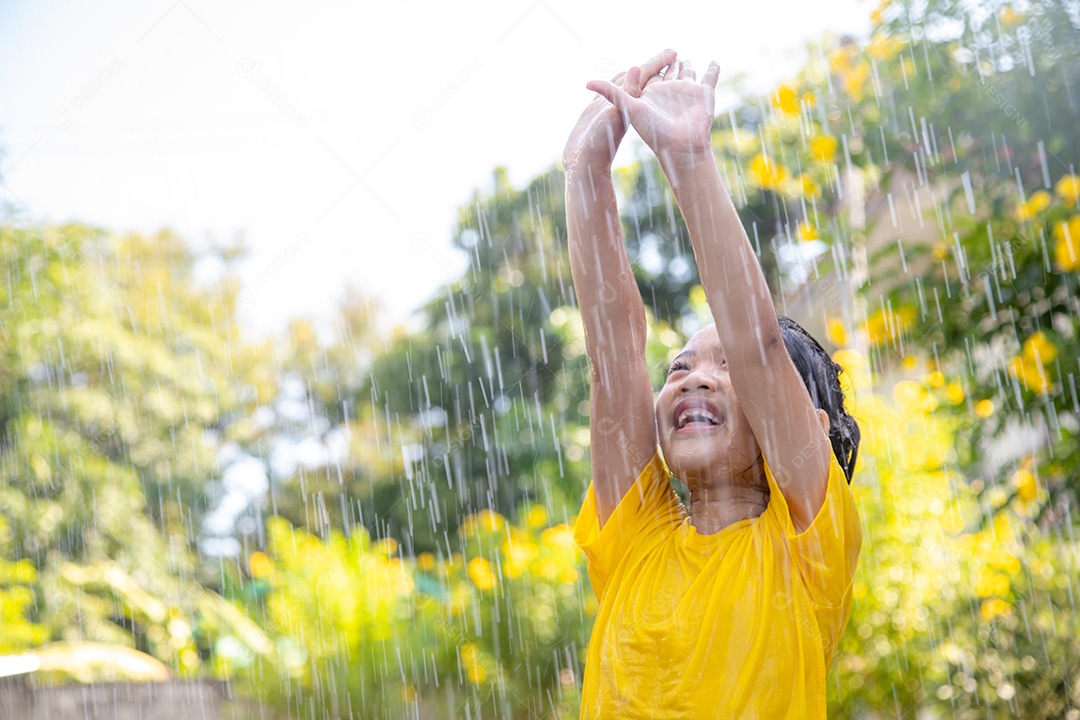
655, 325, 762, 484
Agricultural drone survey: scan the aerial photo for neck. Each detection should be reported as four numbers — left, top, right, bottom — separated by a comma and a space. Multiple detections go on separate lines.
685, 455, 770, 535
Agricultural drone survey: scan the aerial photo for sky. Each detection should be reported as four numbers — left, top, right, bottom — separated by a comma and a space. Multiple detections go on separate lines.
0, 0, 872, 338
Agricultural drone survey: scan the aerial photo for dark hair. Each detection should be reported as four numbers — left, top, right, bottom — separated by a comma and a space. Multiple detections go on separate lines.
777, 316, 860, 483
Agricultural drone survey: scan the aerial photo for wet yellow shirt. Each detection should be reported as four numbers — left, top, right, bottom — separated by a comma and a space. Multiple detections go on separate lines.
574, 449, 861, 719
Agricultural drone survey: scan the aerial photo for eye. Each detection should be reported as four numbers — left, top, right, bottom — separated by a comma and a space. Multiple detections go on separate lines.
667, 360, 689, 377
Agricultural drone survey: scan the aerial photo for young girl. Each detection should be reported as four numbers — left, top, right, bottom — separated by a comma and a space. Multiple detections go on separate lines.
563, 50, 862, 718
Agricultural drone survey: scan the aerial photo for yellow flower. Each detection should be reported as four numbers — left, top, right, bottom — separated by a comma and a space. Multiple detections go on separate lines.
689, 284, 708, 313
248, 551, 272, 579
535, 557, 561, 581
975, 568, 1010, 598
1022, 331, 1057, 366
974, 399, 995, 418
861, 306, 915, 346
1014, 190, 1051, 221
1056, 175, 1080, 205
748, 154, 790, 190
796, 174, 821, 199
1011, 467, 1039, 501
994, 487, 1010, 510
867, 32, 904, 61
826, 316, 849, 347
831, 348, 867, 382
460, 643, 487, 684
524, 505, 548, 528
829, 45, 856, 73
1053, 215, 1080, 271
980, 597, 1011, 620
540, 523, 576, 551
999, 6, 1024, 26
1008, 356, 1050, 394
377, 537, 399, 555
892, 380, 924, 408
467, 557, 496, 590
931, 243, 949, 261
842, 61, 871, 101
501, 538, 539, 579
417, 552, 436, 572
796, 222, 819, 243
992, 513, 1016, 544
893, 380, 937, 412
459, 508, 508, 536
771, 84, 801, 115
945, 382, 965, 404
466, 663, 486, 684
809, 135, 838, 163
870, 0, 888, 25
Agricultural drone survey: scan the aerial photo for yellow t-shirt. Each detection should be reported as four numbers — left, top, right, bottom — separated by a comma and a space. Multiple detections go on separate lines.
574, 448, 861, 719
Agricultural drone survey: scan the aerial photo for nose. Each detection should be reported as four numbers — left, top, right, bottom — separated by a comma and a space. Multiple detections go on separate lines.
678, 368, 715, 393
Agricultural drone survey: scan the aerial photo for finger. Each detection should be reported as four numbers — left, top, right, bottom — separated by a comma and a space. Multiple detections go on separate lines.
610, 70, 628, 88
586, 79, 635, 112
664, 61, 682, 80
638, 49, 677, 87
702, 61, 720, 89
624, 66, 643, 97
678, 61, 695, 80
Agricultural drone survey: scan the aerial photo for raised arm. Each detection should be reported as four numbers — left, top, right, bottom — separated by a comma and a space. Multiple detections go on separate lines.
564, 51, 676, 527
587, 59, 832, 532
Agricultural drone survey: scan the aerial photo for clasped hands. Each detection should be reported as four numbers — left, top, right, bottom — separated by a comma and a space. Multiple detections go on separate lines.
563, 49, 720, 177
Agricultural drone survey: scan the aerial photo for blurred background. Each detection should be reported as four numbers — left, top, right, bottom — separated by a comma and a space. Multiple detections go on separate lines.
1, 0, 1079, 718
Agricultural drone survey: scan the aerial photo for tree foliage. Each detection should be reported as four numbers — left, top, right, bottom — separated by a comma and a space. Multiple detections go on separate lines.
826, 0, 1080, 513
0, 221, 267, 677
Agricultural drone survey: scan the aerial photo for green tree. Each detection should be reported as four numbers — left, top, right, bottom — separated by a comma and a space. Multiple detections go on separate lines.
0, 219, 271, 676
851, 0, 1080, 513
360, 168, 590, 553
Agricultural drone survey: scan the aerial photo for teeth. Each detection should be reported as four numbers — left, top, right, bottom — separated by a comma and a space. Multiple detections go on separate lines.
677, 408, 719, 428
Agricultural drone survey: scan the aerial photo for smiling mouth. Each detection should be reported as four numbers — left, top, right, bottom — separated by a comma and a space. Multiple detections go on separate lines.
673, 401, 724, 432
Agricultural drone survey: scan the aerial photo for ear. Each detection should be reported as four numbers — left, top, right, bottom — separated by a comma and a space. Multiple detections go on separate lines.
816, 408, 830, 436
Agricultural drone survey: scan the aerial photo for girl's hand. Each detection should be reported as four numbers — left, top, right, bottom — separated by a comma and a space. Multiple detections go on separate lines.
563, 50, 678, 173
586, 56, 720, 165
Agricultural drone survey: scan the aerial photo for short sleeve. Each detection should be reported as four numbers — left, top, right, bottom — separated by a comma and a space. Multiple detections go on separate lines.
761, 449, 862, 609
573, 449, 686, 602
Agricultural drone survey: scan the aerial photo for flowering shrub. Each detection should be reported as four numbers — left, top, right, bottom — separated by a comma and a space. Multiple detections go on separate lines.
230, 511, 589, 719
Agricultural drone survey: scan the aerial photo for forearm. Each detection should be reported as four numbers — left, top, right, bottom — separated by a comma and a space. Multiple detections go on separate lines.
566, 165, 658, 522
565, 167, 648, 364
661, 153, 783, 364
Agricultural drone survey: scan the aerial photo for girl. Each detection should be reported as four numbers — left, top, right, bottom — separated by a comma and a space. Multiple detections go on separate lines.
563, 50, 862, 718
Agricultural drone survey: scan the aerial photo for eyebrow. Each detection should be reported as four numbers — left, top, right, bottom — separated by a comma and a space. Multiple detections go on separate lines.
667, 348, 726, 370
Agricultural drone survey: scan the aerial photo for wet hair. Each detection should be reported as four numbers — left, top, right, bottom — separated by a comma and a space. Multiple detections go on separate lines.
777, 316, 860, 483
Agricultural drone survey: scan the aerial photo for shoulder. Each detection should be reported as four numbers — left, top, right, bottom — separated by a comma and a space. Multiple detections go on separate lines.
574, 447, 687, 599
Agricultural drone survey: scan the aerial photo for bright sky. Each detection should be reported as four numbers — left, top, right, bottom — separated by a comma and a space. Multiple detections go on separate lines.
0, 0, 872, 338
